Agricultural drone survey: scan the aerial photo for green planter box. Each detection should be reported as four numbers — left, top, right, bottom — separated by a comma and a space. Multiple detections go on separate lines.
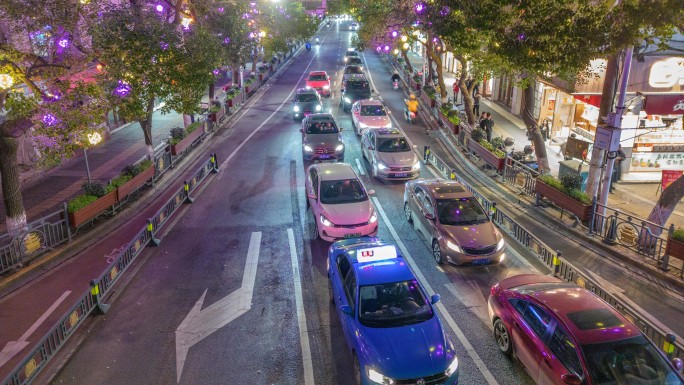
468, 138, 505, 171
438, 110, 457, 134
665, 237, 684, 261
534, 180, 592, 221
170, 125, 205, 156
68, 190, 117, 228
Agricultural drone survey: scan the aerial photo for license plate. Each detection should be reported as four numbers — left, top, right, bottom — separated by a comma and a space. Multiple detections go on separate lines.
344, 233, 361, 238
394, 173, 408, 177
319, 155, 331, 159
472, 258, 491, 266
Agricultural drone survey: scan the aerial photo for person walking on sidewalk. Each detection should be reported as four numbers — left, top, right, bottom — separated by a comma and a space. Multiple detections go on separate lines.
478, 112, 487, 128
610, 146, 626, 193
473, 93, 481, 116
452, 82, 460, 103
483, 112, 494, 142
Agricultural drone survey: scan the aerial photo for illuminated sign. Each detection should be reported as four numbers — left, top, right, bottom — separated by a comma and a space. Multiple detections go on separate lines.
648, 58, 684, 88
357, 245, 397, 263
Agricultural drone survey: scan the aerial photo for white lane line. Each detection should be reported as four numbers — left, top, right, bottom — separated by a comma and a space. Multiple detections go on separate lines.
355, 158, 366, 175
372, 197, 500, 385
239, 232, 262, 310
217, 51, 319, 175
287, 228, 315, 385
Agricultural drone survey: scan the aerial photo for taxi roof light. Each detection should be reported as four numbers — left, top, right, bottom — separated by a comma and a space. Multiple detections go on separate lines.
357, 245, 397, 263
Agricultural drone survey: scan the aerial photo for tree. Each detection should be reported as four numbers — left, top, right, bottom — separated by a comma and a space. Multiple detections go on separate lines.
1, 0, 101, 236
644, 176, 684, 240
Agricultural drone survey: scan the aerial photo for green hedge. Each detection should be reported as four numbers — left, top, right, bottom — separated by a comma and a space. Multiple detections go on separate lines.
68, 194, 99, 213
671, 228, 684, 242
477, 139, 506, 158
538, 174, 592, 205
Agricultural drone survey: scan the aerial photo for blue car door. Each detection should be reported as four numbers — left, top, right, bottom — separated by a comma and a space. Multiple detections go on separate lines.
340, 269, 358, 348
331, 255, 356, 347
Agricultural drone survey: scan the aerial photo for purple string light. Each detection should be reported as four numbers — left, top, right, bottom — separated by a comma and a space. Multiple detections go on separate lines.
42, 113, 58, 126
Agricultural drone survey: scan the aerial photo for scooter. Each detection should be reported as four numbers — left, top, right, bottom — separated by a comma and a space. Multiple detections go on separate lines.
403, 100, 418, 123
315, 37, 320, 45
305, 42, 311, 51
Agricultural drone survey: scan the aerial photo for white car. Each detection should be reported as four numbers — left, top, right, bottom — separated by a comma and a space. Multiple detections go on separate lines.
351, 100, 392, 135
305, 163, 378, 242
361, 128, 421, 180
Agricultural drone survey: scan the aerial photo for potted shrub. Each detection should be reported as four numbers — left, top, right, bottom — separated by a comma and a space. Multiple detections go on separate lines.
244, 77, 255, 94
422, 85, 437, 108
665, 228, 684, 261
170, 122, 204, 156
67, 182, 117, 228
439, 103, 461, 134
225, 87, 240, 107
534, 174, 592, 221
468, 129, 506, 171
114, 160, 154, 201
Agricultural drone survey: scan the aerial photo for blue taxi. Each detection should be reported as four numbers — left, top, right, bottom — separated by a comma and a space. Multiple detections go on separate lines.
327, 238, 459, 385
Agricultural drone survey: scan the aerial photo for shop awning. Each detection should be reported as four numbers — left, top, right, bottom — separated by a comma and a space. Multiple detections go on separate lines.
643, 94, 684, 115
573, 94, 602, 108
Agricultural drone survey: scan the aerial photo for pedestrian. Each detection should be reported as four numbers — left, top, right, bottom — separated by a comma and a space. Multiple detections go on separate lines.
610, 146, 626, 193
452, 82, 460, 103
472, 83, 480, 98
473, 93, 481, 116
540, 121, 548, 143
478, 112, 487, 128
484, 112, 494, 142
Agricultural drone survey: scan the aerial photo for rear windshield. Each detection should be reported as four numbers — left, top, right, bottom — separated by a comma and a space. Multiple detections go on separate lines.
346, 81, 369, 90
344, 66, 363, 74
296, 94, 319, 102
306, 122, 339, 134
361, 105, 387, 116
309, 74, 327, 81
348, 58, 363, 65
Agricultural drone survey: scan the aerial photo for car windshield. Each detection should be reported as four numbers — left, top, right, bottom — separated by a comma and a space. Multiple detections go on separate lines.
320, 179, 367, 204
377, 138, 410, 153
361, 105, 387, 116
344, 66, 363, 74
306, 122, 339, 134
347, 80, 369, 90
348, 58, 362, 65
436, 198, 489, 225
309, 74, 327, 81
358, 280, 433, 327
296, 94, 318, 102
582, 336, 684, 385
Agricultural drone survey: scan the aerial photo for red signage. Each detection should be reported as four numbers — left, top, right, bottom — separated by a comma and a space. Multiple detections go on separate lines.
661, 170, 683, 190
361, 250, 374, 257
573, 94, 602, 108
644, 94, 684, 115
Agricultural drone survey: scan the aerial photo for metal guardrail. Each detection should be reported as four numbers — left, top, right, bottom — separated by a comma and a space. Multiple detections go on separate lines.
423, 147, 684, 362
1, 155, 219, 385
502, 156, 539, 196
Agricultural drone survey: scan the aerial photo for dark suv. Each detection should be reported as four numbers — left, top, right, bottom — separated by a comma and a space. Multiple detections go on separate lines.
292, 88, 323, 120
340, 74, 372, 112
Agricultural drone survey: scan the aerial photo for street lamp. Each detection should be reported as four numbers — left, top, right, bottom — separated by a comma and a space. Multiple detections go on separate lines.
84, 132, 102, 184
0, 73, 13, 89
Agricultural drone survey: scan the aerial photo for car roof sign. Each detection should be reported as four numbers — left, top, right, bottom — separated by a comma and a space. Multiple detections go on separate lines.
356, 245, 397, 263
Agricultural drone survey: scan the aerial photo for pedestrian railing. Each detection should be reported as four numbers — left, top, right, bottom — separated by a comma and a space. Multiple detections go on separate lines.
502, 156, 539, 196
1, 154, 219, 385
421, 146, 684, 363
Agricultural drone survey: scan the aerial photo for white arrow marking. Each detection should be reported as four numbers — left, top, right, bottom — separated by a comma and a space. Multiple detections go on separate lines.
175, 231, 261, 383
0, 291, 71, 367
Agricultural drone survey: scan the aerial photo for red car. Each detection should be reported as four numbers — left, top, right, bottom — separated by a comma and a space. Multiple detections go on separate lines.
488, 274, 684, 385
305, 71, 331, 97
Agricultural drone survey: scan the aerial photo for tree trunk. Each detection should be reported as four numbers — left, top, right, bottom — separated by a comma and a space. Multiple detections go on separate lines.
208, 81, 215, 100
455, 66, 475, 126
0, 135, 28, 236
401, 50, 413, 73
639, 175, 684, 251
522, 83, 550, 174
140, 98, 156, 159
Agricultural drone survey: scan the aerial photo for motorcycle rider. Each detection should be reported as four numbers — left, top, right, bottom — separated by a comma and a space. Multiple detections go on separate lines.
391, 71, 401, 83
305, 41, 311, 51
405, 94, 419, 121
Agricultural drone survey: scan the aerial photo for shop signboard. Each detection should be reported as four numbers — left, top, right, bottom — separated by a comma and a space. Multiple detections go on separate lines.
630, 152, 684, 172
661, 170, 683, 190
643, 94, 684, 115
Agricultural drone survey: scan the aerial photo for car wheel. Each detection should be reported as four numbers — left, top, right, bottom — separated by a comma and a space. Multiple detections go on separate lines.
493, 319, 513, 356
432, 240, 444, 265
353, 354, 362, 385
404, 202, 413, 223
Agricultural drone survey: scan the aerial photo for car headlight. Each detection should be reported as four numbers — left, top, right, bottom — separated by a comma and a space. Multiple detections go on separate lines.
344, 58, 348, 62
335, 144, 344, 152
367, 368, 393, 384
305, 85, 311, 89
446, 240, 462, 253
315, 105, 322, 111
294, 105, 300, 112
497, 237, 505, 251
303, 145, 313, 152
323, 85, 330, 89
384, 122, 392, 128
320, 214, 333, 227
445, 357, 459, 377
369, 209, 377, 224
359, 66, 364, 70
411, 161, 421, 171
344, 97, 351, 103
376, 162, 388, 170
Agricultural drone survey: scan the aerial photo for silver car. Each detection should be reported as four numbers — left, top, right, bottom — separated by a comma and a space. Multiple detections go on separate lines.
403, 179, 505, 266
361, 128, 420, 180
351, 100, 392, 135
301, 113, 345, 162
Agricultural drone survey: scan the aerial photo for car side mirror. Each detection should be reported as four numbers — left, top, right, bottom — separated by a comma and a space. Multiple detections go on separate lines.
425, 213, 435, 221
561, 374, 582, 385
367, 189, 375, 195
673, 357, 683, 371
307, 192, 316, 200
430, 294, 441, 304
340, 305, 353, 316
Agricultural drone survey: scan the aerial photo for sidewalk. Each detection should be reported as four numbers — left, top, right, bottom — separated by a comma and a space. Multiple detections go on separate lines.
405, 50, 684, 228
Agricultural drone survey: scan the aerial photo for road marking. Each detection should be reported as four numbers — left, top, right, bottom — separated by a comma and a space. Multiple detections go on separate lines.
0, 291, 72, 367
175, 232, 261, 383
217, 50, 320, 175
444, 281, 491, 327
372, 197, 500, 385
287, 228, 315, 385
355, 158, 366, 175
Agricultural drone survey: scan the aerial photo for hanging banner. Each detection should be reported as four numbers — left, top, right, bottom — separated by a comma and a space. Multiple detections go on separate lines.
661, 170, 683, 190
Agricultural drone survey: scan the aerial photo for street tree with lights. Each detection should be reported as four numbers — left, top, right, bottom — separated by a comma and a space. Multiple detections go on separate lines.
0, 0, 103, 235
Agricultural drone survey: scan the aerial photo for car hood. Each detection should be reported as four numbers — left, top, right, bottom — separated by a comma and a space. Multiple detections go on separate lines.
320, 200, 371, 225
360, 317, 449, 379
376, 151, 417, 167
295, 101, 321, 111
443, 222, 499, 249
303, 133, 342, 148
358, 115, 391, 127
